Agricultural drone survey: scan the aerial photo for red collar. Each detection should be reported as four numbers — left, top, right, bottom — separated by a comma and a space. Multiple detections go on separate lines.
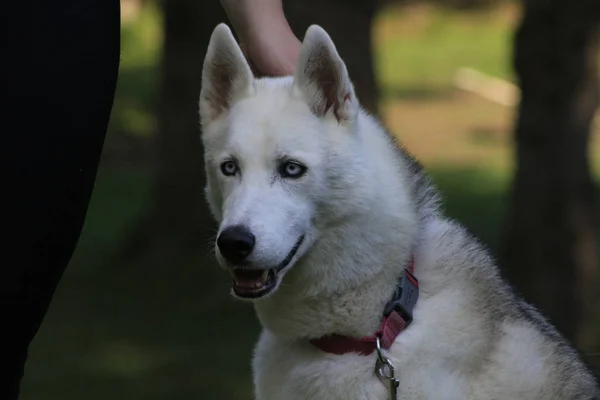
309, 257, 419, 356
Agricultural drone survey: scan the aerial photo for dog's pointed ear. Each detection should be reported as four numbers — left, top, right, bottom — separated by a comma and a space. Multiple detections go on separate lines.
200, 23, 254, 125
293, 25, 358, 123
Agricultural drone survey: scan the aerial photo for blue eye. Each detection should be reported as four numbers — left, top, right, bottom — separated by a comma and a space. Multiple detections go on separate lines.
221, 160, 238, 176
279, 161, 307, 178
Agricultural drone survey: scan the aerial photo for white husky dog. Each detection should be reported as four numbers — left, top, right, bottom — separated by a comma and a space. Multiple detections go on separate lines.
199, 23, 599, 400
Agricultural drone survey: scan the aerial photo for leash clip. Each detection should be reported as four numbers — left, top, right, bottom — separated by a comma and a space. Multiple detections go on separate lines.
375, 336, 399, 400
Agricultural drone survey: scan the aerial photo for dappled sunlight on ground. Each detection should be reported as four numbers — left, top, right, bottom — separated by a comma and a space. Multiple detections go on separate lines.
383, 91, 514, 170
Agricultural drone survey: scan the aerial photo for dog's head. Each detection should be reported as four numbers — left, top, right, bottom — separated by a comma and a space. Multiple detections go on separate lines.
199, 23, 362, 300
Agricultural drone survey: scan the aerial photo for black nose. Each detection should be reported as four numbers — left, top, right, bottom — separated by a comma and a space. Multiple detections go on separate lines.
217, 225, 256, 264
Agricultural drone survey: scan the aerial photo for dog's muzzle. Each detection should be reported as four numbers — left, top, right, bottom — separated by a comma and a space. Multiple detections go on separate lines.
227, 235, 305, 299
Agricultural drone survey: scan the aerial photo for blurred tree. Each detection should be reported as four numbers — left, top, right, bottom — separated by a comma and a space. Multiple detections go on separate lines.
118, 0, 226, 265
284, 0, 380, 115
502, 0, 599, 349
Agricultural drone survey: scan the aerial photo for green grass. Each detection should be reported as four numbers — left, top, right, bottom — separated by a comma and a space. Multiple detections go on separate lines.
67, 167, 152, 274
106, 1, 162, 140
21, 163, 258, 399
375, 2, 516, 95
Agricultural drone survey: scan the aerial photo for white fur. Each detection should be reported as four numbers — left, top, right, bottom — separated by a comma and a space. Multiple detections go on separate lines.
199, 23, 599, 400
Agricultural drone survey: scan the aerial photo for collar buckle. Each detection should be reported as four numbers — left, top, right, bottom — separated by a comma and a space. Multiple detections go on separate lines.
383, 268, 419, 324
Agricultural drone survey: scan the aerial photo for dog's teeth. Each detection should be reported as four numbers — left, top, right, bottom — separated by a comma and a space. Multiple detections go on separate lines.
232, 269, 271, 290
260, 270, 269, 283
251, 271, 269, 288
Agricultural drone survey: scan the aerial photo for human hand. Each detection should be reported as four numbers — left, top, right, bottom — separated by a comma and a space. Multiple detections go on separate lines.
240, 20, 301, 77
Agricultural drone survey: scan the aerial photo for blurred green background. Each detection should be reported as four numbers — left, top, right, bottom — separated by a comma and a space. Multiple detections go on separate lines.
20, 1, 600, 399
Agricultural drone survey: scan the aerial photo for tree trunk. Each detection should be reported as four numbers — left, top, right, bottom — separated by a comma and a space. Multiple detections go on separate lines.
503, 0, 599, 349
284, 0, 380, 116
154, 0, 225, 240
118, 0, 226, 264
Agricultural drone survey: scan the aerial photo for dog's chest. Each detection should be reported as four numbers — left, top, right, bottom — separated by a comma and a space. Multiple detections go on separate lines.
252, 330, 389, 400
251, 329, 471, 400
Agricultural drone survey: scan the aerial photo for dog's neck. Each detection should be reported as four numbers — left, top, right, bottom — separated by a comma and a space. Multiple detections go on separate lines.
254, 217, 416, 341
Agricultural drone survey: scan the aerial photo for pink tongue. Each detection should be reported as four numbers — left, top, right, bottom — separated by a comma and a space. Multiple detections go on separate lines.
234, 270, 267, 288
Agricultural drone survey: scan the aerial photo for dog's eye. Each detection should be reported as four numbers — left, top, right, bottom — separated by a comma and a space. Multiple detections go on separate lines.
279, 161, 307, 179
220, 160, 238, 176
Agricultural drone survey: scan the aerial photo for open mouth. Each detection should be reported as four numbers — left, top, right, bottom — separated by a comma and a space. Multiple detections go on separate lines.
230, 235, 304, 299
231, 269, 277, 298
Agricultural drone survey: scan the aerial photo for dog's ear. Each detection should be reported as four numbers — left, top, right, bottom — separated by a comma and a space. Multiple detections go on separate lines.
200, 23, 254, 126
293, 25, 358, 123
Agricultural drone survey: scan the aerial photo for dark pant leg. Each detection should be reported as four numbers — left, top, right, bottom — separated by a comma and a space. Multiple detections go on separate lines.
0, 1, 120, 397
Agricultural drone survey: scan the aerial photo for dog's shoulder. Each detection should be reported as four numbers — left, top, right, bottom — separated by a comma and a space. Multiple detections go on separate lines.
416, 216, 600, 398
